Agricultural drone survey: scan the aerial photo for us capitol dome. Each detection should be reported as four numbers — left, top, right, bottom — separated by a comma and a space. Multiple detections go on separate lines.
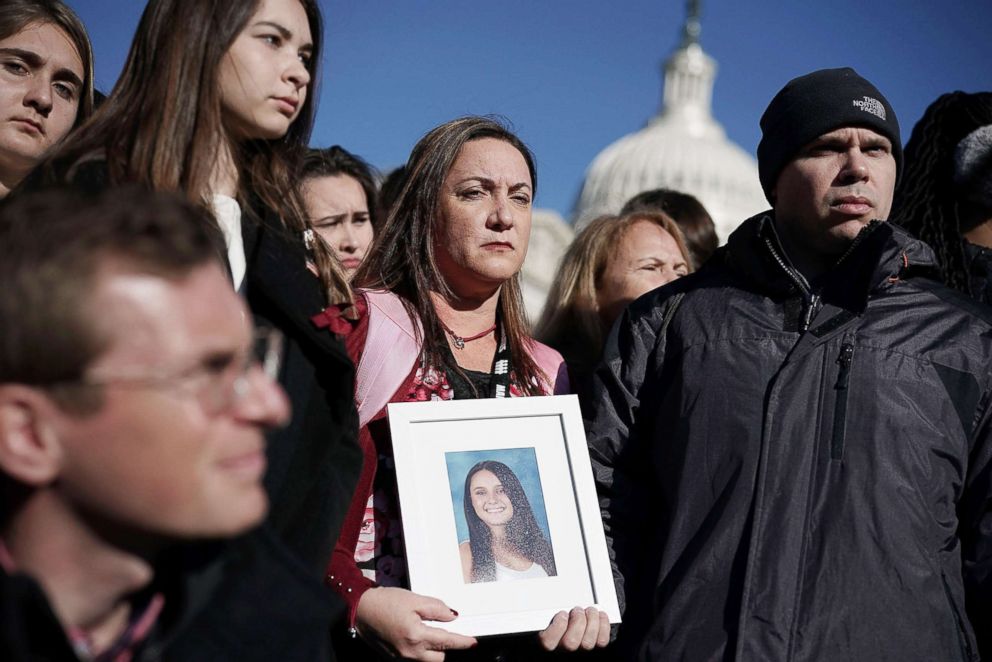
573, 3, 767, 240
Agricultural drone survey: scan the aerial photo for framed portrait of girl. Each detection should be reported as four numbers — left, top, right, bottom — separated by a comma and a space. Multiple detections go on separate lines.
388, 395, 620, 637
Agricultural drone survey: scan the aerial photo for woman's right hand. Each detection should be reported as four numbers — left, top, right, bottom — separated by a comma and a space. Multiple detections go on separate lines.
355, 586, 478, 661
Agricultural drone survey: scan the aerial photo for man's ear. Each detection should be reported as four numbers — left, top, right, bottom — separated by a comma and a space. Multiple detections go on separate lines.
0, 385, 63, 486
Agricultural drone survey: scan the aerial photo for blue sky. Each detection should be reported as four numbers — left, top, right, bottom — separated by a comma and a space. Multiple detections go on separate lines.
70, 0, 992, 220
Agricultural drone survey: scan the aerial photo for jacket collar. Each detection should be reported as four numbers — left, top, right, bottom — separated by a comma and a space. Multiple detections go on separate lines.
726, 211, 941, 313
0, 544, 214, 662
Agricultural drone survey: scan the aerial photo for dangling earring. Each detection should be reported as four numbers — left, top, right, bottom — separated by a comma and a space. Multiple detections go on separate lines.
303, 229, 320, 277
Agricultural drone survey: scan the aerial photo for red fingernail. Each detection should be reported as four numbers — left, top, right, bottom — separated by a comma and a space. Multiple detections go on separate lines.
450, 609, 459, 616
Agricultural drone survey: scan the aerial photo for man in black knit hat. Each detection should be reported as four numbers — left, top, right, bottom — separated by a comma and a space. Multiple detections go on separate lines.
586, 67, 991, 660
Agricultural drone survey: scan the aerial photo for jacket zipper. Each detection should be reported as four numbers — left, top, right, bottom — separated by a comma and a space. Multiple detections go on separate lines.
833, 219, 880, 268
763, 237, 820, 331
940, 569, 977, 661
763, 220, 881, 332
831, 343, 854, 460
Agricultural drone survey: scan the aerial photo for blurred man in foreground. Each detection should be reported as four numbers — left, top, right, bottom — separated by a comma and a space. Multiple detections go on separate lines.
0, 187, 290, 660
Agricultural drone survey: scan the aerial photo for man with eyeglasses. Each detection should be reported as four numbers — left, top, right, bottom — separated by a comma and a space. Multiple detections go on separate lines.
0, 187, 334, 660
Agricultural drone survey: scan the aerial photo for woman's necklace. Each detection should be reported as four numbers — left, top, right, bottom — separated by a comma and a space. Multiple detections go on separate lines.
439, 319, 497, 350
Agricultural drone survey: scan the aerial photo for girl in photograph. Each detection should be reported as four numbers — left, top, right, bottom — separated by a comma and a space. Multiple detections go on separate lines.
460, 460, 556, 583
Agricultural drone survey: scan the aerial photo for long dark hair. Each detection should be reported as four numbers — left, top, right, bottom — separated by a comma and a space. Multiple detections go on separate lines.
892, 92, 992, 294
33, 0, 349, 305
0, 0, 95, 127
463, 460, 556, 583
354, 116, 544, 393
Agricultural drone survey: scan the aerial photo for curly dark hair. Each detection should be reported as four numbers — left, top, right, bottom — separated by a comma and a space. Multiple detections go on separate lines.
891, 92, 992, 294
463, 460, 556, 582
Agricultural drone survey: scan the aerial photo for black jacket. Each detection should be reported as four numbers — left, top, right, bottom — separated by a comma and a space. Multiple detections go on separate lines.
1, 567, 86, 661
0, 531, 337, 662
162, 530, 340, 661
965, 240, 992, 305
166, 208, 362, 660
241, 207, 361, 575
586, 213, 992, 661
1, 540, 223, 662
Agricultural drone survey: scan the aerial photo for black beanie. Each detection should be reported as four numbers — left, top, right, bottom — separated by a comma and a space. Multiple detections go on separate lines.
757, 67, 902, 203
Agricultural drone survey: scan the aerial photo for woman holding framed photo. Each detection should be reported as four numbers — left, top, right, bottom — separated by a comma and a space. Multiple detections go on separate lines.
318, 116, 610, 661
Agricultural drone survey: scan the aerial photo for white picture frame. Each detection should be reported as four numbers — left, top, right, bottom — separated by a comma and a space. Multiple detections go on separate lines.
387, 394, 621, 637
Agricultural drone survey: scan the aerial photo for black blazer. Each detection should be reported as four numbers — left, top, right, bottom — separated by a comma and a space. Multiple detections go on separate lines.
162, 210, 363, 662
242, 210, 362, 573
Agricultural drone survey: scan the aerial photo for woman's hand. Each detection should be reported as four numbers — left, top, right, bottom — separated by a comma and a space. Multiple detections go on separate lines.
537, 606, 611, 652
355, 586, 478, 661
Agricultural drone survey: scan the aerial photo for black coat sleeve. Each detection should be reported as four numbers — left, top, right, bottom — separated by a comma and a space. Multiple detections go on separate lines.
963, 383, 992, 659
583, 292, 676, 621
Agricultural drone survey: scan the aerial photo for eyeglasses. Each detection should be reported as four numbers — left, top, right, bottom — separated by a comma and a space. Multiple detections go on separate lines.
56, 327, 284, 416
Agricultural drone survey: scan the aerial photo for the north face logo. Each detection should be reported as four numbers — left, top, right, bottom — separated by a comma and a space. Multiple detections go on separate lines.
852, 96, 886, 120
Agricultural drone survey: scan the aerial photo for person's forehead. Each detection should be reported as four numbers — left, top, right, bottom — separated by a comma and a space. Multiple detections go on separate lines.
1, 21, 84, 78
812, 125, 892, 145
306, 174, 366, 203
86, 263, 248, 372
448, 139, 531, 183
471, 469, 500, 484
250, 0, 313, 45
613, 220, 661, 255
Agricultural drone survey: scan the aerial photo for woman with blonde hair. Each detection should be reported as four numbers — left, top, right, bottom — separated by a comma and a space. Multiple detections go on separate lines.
535, 211, 692, 386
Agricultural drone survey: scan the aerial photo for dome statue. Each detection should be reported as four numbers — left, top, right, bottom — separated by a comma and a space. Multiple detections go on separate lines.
573, 1, 767, 241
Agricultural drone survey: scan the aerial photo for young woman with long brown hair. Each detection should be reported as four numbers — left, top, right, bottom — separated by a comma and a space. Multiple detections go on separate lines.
460, 460, 557, 584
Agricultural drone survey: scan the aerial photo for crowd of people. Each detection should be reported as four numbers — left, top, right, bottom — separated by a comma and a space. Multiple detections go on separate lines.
0, 1, 989, 661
